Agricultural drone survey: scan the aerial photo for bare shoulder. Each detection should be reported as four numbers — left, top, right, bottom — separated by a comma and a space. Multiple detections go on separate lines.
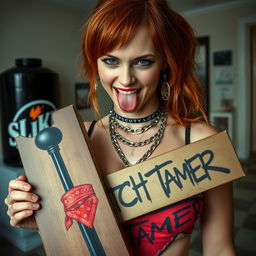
84, 121, 93, 131
190, 121, 218, 143
83, 116, 108, 134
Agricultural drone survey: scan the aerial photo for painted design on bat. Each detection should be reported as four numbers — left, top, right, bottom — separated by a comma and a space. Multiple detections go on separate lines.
35, 126, 100, 232
61, 184, 99, 229
33, 119, 106, 255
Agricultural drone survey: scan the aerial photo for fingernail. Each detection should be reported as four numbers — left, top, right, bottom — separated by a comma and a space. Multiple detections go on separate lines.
33, 203, 39, 209
26, 210, 33, 214
32, 195, 37, 201
24, 185, 30, 190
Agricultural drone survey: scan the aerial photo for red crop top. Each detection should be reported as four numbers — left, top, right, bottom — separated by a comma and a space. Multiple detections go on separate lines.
122, 196, 203, 256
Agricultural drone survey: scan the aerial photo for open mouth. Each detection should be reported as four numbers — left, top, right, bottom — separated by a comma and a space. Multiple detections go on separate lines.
116, 88, 139, 94
114, 88, 141, 112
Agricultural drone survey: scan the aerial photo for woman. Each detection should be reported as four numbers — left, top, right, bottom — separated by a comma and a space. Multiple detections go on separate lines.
5, 0, 236, 255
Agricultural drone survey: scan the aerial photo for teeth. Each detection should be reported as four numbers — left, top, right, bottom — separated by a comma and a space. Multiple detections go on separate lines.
117, 89, 137, 95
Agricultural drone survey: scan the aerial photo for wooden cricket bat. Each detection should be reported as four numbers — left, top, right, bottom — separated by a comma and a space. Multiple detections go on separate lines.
16, 105, 130, 256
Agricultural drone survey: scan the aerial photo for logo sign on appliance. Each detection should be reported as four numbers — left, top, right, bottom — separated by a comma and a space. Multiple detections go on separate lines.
8, 100, 56, 147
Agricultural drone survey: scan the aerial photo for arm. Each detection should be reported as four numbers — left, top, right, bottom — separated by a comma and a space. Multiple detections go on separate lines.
191, 122, 236, 255
201, 182, 236, 256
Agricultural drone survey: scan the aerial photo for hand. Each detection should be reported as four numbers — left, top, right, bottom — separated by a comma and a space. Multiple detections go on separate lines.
5, 175, 40, 230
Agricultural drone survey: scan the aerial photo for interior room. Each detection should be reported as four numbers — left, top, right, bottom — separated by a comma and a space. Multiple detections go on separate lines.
0, 0, 255, 255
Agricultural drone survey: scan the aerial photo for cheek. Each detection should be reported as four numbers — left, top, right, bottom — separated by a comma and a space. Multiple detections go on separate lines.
140, 68, 161, 89
98, 67, 115, 88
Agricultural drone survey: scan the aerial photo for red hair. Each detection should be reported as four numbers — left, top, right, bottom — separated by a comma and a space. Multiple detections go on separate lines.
82, 0, 208, 126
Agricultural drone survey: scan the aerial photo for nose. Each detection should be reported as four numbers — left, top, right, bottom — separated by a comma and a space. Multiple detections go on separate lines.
118, 66, 135, 86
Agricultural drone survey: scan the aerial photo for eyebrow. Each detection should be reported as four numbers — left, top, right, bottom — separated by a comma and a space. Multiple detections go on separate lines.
102, 54, 156, 60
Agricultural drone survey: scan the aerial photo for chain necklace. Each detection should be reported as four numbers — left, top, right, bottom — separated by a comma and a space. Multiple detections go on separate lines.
110, 112, 164, 147
110, 108, 161, 123
109, 110, 167, 167
111, 114, 161, 135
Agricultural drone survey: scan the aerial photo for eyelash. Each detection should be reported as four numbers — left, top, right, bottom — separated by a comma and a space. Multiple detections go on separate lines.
101, 58, 118, 65
101, 58, 154, 67
135, 59, 154, 66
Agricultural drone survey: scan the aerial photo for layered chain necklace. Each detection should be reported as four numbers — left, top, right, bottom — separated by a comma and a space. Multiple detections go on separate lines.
109, 108, 167, 167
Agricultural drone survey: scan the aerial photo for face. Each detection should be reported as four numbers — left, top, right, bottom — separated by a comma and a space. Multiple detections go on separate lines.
97, 25, 164, 116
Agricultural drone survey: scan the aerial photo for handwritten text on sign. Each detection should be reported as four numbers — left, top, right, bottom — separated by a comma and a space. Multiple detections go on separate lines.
109, 150, 230, 208
105, 132, 245, 222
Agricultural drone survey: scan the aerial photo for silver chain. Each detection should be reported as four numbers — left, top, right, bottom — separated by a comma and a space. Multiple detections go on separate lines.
109, 111, 167, 167
110, 113, 164, 147
112, 114, 161, 135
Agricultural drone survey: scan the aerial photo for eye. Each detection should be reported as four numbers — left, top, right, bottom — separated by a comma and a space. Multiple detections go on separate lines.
135, 59, 154, 67
101, 58, 119, 66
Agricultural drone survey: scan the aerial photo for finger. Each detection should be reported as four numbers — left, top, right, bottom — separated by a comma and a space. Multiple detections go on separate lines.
8, 191, 39, 205
10, 210, 34, 227
8, 179, 32, 193
16, 175, 27, 181
8, 202, 40, 216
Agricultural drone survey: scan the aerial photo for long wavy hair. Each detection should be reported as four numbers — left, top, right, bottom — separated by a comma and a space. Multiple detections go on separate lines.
82, 0, 208, 126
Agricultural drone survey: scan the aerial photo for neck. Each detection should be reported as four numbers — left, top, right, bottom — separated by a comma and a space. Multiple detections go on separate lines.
113, 106, 161, 119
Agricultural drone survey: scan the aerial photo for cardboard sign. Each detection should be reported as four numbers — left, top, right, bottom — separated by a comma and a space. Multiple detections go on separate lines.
104, 131, 245, 222
16, 105, 130, 256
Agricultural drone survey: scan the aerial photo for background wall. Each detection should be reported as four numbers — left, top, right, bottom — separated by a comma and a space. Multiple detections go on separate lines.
0, 0, 85, 107
0, 0, 112, 160
186, 1, 256, 111
185, 1, 256, 158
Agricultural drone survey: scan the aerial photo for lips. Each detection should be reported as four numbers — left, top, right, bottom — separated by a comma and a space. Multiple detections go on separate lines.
115, 88, 140, 112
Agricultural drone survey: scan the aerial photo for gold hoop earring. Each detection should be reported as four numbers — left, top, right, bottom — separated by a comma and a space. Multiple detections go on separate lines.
161, 81, 170, 101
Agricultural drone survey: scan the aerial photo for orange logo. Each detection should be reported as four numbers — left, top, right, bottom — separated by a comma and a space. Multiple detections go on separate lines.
29, 105, 45, 120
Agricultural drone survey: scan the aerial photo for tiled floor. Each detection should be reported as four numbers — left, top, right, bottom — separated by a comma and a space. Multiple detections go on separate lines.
0, 157, 255, 255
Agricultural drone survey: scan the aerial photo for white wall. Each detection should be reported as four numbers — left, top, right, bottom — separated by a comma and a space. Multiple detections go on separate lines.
0, 0, 112, 161
0, 0, 85, 107
184, 1, 256, 159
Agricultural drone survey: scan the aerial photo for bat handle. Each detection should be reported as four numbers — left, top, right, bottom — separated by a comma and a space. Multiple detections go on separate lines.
35, 127, 73, 190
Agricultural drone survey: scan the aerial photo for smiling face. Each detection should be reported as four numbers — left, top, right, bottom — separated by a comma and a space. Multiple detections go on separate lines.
97, 26, 164, 116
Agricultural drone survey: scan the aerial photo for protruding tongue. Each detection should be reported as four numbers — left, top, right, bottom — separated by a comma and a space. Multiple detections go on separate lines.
117, 91, 138, 112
